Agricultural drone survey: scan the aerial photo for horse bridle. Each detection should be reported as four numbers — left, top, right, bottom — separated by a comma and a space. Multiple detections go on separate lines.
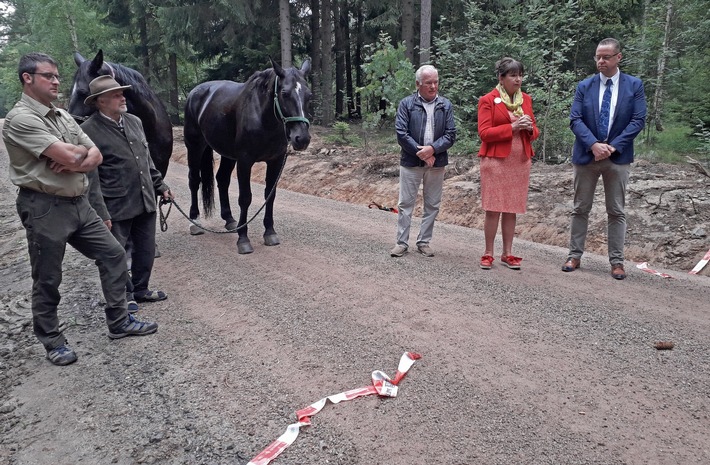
273, 76, 310, 137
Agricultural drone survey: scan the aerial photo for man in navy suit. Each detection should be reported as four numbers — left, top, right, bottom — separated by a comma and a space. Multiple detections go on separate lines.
562, 38, 646, 280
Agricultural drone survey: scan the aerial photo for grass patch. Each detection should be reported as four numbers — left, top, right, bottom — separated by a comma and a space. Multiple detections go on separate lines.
637, 124, 704, 163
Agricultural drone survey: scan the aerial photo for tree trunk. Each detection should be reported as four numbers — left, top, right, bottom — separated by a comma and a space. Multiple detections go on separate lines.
639, 0, 651, 78
310, 0, 323, 123
344, 2, 354, 118
135, 3, 151, 82
354, 0, 364, 118
321, 0, 335, 125
419, 0, 431, 65
64, 8, 79, 51
279, 0, 292, 67
334, 0, 345, 118
401, 0, 415, 63
652, 0, 674, 133
168, 52, 180, 124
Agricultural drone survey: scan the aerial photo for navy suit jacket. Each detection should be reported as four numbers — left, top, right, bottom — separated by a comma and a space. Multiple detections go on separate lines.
570, 72, 646, 165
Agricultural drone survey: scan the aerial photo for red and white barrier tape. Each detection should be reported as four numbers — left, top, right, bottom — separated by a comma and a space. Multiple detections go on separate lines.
368, 201, 398, 213
689, 248, 710, 275
636, 262, 674, 279
247, 352, 421, 465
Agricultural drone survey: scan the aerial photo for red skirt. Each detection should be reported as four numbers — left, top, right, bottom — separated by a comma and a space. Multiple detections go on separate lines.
479, 116, 531, 214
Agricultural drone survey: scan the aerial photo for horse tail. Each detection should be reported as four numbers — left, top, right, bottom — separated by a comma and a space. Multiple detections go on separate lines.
200, 148, 215, 217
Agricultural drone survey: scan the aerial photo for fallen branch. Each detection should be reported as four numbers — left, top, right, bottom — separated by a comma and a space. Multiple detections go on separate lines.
687, 194, 698, 215
686, 156, 710, 178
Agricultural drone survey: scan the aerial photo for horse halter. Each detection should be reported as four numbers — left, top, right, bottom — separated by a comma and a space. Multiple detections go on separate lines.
273, 76, 310, 129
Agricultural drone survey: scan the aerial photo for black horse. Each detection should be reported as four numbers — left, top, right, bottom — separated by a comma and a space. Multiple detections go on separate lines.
184, 59, 311, 254
68, 50, 173, 177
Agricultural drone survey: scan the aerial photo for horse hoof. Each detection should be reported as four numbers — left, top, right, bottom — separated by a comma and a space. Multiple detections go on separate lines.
190, 222, 205, 236
237, 241, 254, 254
264, 234, 280, 246
225, 221, 238, 232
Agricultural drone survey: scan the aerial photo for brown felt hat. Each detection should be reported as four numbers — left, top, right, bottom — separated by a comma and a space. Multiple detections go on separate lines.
84, 75, 131, 105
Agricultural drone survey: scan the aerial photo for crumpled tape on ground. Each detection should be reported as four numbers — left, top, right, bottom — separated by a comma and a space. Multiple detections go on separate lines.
689, 248, 710, 275
636, 262, 674, 279
247, 352, 421, 465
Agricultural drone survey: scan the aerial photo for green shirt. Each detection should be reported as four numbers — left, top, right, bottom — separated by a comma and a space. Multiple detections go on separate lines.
2, 93, 95, 196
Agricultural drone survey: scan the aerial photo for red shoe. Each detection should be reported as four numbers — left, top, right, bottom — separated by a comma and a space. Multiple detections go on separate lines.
501, 255, 522, 270
480, 255, 494, 270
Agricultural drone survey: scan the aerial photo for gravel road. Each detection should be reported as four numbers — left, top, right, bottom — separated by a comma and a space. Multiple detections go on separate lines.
1, 144, 709, 465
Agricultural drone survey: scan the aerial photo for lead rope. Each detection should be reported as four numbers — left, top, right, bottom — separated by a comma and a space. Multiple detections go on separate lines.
159, 151, 288, 234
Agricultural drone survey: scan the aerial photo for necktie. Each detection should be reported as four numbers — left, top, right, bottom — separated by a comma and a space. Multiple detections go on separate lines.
598, 79, 613, 142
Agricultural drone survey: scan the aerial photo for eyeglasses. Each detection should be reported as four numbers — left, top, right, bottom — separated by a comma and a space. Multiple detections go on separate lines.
593, 54, 619, 62
29, 72, 61, 81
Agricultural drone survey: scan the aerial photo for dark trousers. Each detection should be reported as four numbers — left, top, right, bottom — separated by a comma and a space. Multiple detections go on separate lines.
16, 188, 129, 351
110, 211, 157, 300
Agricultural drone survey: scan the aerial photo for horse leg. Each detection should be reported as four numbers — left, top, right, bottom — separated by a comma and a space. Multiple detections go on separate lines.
235, 162, 254, 254
186, 142, 211, 236
262, 157, 283, 247
215, 157, 238, 231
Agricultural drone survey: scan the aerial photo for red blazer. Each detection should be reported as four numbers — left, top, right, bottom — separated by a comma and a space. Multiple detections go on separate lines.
477, 88, 539, 158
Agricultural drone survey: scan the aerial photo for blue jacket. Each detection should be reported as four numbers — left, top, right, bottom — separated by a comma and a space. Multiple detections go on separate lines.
570, 72, 646, 165
395, 92, 456, 167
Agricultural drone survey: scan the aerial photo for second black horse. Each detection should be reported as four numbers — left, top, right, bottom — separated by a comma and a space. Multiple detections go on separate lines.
184, 59, 312, 254
68, 50, 173, 177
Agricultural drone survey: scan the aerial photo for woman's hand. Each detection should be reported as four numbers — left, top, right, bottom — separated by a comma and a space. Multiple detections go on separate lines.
513, 114, 533, 132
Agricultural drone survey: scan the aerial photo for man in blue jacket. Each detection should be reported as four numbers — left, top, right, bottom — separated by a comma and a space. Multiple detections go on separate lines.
563, 38, 646, 280
391, 65, 456, 258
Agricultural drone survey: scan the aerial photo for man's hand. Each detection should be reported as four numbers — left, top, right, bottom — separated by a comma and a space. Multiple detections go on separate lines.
592, 142, 615, 161
416, 145, 435, 167
416, 145, 435, 165
162, 189, 175, 201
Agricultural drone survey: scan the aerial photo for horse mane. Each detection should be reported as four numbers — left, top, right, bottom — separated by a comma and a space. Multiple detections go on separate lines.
242, 68, 276, 96
108, 62, 161, 104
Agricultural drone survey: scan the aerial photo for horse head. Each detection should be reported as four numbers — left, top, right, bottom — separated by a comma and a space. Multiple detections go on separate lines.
270, 59, 312, 151
67, 50, 117, 122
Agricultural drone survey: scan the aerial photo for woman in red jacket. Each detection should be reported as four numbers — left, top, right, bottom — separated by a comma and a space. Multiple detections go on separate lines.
477, 57, 540, 270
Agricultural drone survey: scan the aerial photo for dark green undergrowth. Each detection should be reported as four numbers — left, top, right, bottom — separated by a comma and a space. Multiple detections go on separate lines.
325, 121, 709, 166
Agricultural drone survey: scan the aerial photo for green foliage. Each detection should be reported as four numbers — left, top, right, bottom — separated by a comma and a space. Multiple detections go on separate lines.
358, 32, 414, 122
637, 123, 703, 163
0, 0, 707, 165
0, 0, 115, 115
325, 122, 362, 146
435, 0, 585, 162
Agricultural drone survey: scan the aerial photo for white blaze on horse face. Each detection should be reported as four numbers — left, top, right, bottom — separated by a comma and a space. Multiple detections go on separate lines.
295, 82, 305, 117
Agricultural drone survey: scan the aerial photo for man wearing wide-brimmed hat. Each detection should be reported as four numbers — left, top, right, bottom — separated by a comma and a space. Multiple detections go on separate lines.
82, 75, 174, 314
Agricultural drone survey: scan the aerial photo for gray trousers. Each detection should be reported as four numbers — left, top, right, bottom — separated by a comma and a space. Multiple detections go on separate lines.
16, 188, 129, 351
396, 165, 445, 247
568, 160, 630, 265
